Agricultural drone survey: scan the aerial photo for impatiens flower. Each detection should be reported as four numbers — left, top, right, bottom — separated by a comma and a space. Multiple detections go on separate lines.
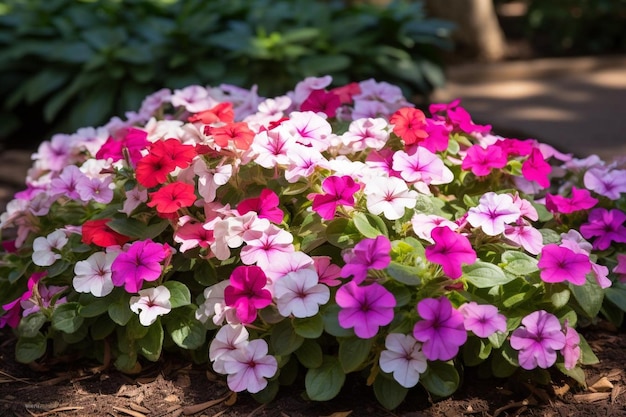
584, 167, 626, 200
562, 322, 581, 370
81, 219, 130, 248
467, 192, 521, 236
223, 339, 278, 394
364, 176, 418, 220
458, 302, 507, 338
341, 117, 389, 151
252, 126, 294, 169
73, 251, 117, 297
282, 111, 333, 151
461, 144, 508, 176
545, 186, 598, 214
195, 280, 239, 326
300, 89, 341, 118
425, 226, 477, 279
341, 235, 391, 284
239, 225, 294, 269
223, 266, 272, 324
0, 272, 45, 328
389, 107, 428, 146
121, 187, 148, 216
111, 239, 169, 293
580, 208, 626, 250
313, 256, 342, 287
129, 286, 171, 326
412, 297, 467, 361
411, 213, 458, 243
238, 189, 284, 223
135, 153, 177, 188
274, 269, 330, 318
147, 181, 197, 214
336, 281, 396, 339
32, 230, 68, 266
49, 165, 89, 200
510, 310, 566, 370
209, 324, 249, 374
392, 147, 453, 186
174, 215, 214, 253
20, 281, 68, 317
312, 175, 360, 220
95, 127, 150, 166
538, 244, 591, 285
210, 122, 255, 151
614, 253, 626, 283
521, 148, 551, 188
504, 223, 544, 255
189, 102, 235, 124
379, 333, 428, 388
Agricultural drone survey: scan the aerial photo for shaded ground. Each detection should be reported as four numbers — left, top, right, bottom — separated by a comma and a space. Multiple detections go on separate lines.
0, 323, 625, 417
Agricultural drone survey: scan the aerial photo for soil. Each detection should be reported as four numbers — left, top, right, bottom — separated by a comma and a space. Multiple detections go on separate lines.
0, 321, 624, 417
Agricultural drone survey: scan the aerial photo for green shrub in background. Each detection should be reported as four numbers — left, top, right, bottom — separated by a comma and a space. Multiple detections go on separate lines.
0, 0, 454, 149
525, 0, 626, 56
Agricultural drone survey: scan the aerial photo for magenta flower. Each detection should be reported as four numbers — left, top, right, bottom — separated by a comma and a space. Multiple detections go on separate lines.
461, 144, 507, 177
111, 240, 169, 293
580, 208, 626, 250
458, 302, 507, 338
224, 266, 272, 324
538, 244, 591, 286
545, 186, 598, 214
341, 235, 391, 285
300, 89, 341, 118
336, 281, 396, 339
614, 253, 626, 283
510, 310, 566, 370
312, 175, 360, 220
238, 189, 284, 223
521, 148, 551, 188
412, 297, 467, 361
424, 226, 477, 279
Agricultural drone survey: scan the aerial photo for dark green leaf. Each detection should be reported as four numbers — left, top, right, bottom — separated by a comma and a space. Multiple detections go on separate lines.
305, 356, 345, 401
293, 314, 324, 339
374, 375, 408, 410
420, 361, 459, 398
18, 312, 47, 338
338, 336, 372, 373
270, 319, 304, 356
569, 274, 604, 318
107, 218, 170, 240
164, 306, 207, 350
138, 321, 164, 362
51, 302, 84, 333
16, 333, 47, 363
295, 339, 323, 369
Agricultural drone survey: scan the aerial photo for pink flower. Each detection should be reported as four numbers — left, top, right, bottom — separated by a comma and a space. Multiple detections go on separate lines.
425, 226, 477, 279
510, 310, 566, 370
336, 281, 396, 339
224, 266, 272, 324
223, 339, 278, 394
239, 225, 294, 269
461, 144, 507, 177
580, 208, 626, 250
411, 213, 458, 244
562, 323, 581, 370
458, 302, 507, 338
521, 148, 551, 188
379, 333, 428, 388
0, 272, 46, 328
238, 189, 284, 224
412, 297, 467, 361
300, 89, 341, 118
504, 223, 544, 255
209, 324, 249, 374
545, 186, 598, 214
312, 175, 360, 220
613, 253, 626, 283
49, 165, 89, 200
111, 240, 169, 293
274, 269, 330, 318
538, 244, 591, 286
129, 286, 171, 326
313, 256, 342, 287
341, 235, 391, 285
392, 147, 453, 186
584, 167, 626, 200
363, 176, 418, 220
467, 192, 521, 236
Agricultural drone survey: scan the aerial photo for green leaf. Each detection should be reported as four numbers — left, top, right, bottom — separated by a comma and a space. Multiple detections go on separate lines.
322, 304, 354, 337
126, 315, 150, 339
420, 361, 459, 398
578, 334, 599, 365
23, 70, 71, 104
79, 294, 112, 318
293, 314, 324, 339
298, 54, 351, 74
386, 261, 422, 286
295, 339, 323, 369
326, 218, 359, 248
338, 336, 372, 373
352, 212, 388, 238
107, 218, 170, 240
164, 306, 207, 350
305, 356, 346, 401
550, 288, 571, 308
163, 281, 191, 309
51, 302, 84, 334
462, 336, 492, 366
569, 274, 604, 318
108, 294, 133, 326
137, 322, 164, 362
18, 312, 47, 338
501, 251, 539, 276
463, 261, 513, 288
605, 285, 626, 313
270, 319, 304, 356
90, 315, 116, 340
374, 375, 408, 410
556, 363, 587, 387
251, 379, 280, 404
15, 333, 47, 363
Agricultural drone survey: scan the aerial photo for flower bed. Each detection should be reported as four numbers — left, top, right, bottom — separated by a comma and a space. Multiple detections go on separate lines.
1, 76, 625, 409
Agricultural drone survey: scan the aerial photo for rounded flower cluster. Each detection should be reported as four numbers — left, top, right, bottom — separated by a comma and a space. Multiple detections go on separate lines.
1, 76, 625, 408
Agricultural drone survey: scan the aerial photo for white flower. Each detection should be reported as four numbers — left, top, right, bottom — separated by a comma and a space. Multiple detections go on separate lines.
364, 176, 418, 220
129, 286, 171, 326
223, 339, 278, 393
379, 333, 428, 388
209, 324, 249, 374
195, 280, 239, 326
467, 192, 521, 236
32, 230, 68, 266
73, 251, 117, 297
274, 269, 330, 318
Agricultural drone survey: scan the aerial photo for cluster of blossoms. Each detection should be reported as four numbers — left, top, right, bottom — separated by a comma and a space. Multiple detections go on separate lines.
1, 75, 625, 408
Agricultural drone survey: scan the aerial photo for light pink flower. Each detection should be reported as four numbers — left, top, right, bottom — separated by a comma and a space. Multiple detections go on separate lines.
282, 111, 333, 151
584, 167, 626, 200
209, 324, 249, 374
341, 117, 389, 152
467, 192, 521, 236
379, 333, 427, 388
562, 323, 581, 370
392, 147, 453, 186
251, 126, 294, 169
504, 223, 544, 255
32, 229, 68, 267
411, 213, 458, 243
274, 269, 330, 318
73, 251, 117, 297
129, 286, 171, 326
458, 302, 507, 338
239, 225, 294, 269
510, 310, 566, 370
223, 339, 278, 394
364, 176, 418, 220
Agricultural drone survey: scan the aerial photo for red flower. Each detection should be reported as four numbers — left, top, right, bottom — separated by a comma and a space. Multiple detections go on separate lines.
188, 102, 235, 124
210, 122, 255, 151
147, 182, 197, 214
330, 82, 361, 104
82, 219, 130, 247
150, 139, 196, 169
136, 154, 177, 188
390, 107, 428, 146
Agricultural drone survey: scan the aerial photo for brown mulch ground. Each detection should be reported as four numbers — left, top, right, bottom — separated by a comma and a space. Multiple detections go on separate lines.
0, 322, 625, 417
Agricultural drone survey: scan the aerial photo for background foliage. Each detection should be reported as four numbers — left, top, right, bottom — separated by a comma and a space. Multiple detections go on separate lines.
0, 0, 453, 149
